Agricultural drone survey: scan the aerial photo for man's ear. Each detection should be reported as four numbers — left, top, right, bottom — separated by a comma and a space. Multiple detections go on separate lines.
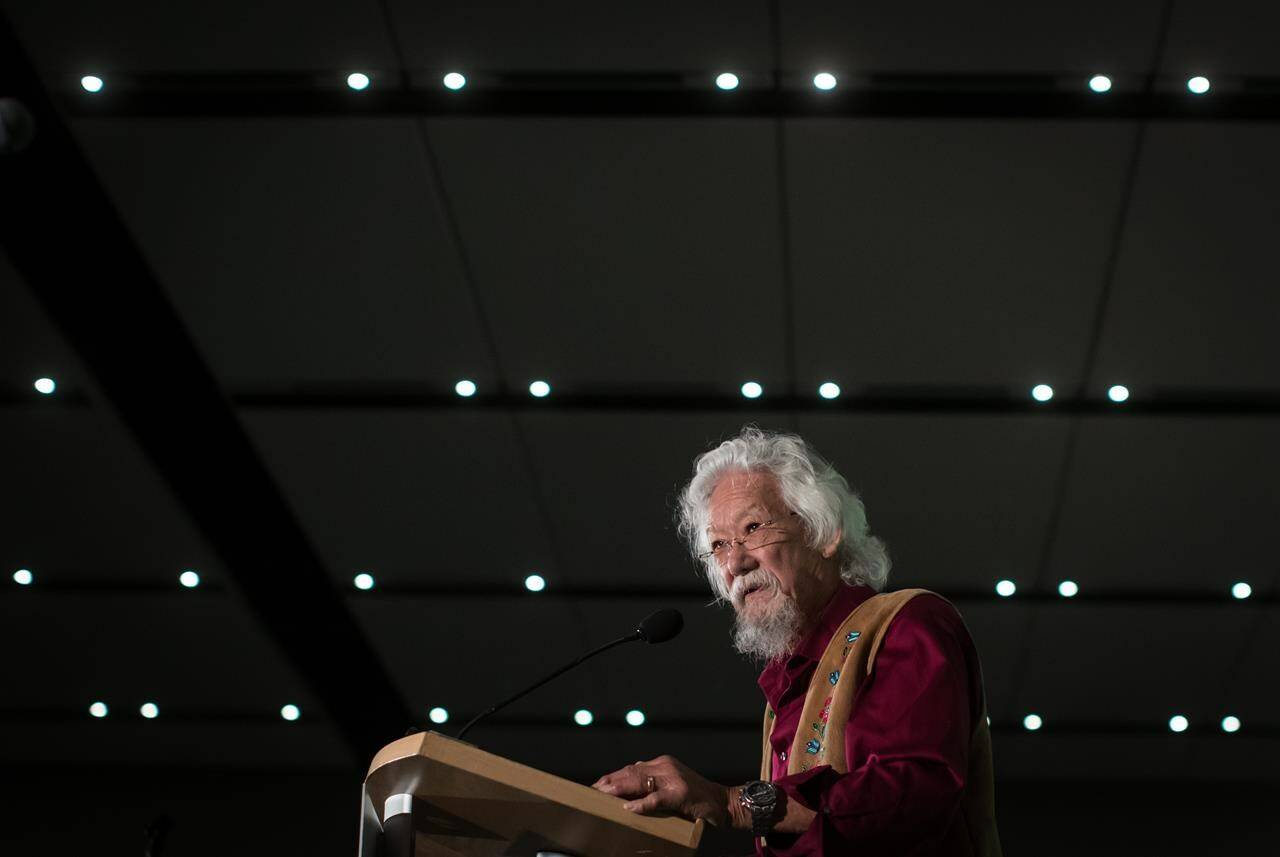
821, 529, 843, 559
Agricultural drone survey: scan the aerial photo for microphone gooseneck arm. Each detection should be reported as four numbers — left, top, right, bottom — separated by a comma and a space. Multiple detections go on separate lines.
455, 631, 640, 742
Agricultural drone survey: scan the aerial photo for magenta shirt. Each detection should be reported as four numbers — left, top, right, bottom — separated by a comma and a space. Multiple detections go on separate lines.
757, 584, 987, 856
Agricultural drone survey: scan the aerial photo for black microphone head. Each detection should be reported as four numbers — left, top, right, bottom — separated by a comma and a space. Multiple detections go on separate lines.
637, 608, 683, 644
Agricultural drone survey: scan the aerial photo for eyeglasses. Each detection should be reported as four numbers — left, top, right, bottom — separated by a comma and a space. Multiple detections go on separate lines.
698, 512, 798, 563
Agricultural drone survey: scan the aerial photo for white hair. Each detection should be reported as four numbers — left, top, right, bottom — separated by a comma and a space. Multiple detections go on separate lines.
676, 425, 891, 600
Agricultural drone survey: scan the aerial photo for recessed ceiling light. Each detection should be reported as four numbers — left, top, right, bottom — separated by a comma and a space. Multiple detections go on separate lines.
1221, 715, 1241, 733
524, 573, 546, 593
818, 382, 841, 400
443, 72, 467, 91
1058, 580, 1079, 598
89, 701, 108, 718
625, 709, 646, 726
528, 380, 551, 398
1187, 76, 1210, 95
1168, 714, 1189, 732
573, 708, 593, 726
454, 379, 477, 397
353, 572, 375, 591
995, 579, 1016, 597
140, 702, 159, 719
1231, 582, 1251, 600
1088, 75, 1112, 93
12, 568, 33, 585
80, 75, 104, 93
179, 570, 200, 588
428, 706, 449, 724
346, 72, 370, 91
715, 72, 739, 91
1023, 713, 1043, 731
34, 377, 56, 395
1108, 385, 1129, 403
813, 72, 837, 91
280, 704, 300, 721
1031, 384, 1054, 402
740, 381, 763, 399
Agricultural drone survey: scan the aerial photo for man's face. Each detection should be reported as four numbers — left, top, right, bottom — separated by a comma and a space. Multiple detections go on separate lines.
706, 470, 840, 629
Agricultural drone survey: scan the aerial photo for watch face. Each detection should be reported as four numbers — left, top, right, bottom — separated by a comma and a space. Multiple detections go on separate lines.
744, 781, 776, 805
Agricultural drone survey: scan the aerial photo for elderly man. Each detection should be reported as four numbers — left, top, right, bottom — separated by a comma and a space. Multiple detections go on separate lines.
592, 427, 1001, 856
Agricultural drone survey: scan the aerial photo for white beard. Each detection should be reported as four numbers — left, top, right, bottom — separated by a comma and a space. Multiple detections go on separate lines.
729, 571, 805, 662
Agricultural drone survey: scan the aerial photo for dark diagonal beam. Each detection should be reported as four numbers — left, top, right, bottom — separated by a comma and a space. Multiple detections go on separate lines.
0, 13, 411, 764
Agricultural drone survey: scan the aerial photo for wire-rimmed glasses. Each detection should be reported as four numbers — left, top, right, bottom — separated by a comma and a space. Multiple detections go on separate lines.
697, 512, 798, 563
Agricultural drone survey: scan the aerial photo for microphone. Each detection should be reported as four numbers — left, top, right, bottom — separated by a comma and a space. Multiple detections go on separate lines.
637, 607, 683, 643
454, 608, 683, 741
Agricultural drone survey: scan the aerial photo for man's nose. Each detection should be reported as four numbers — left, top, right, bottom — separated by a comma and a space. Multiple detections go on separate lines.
725, 541, 759, 577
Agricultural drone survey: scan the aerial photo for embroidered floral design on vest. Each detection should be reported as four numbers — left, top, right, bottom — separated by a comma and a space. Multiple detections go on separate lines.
819, 695, 832, 723
846, 630, 861, 643
828, 669, 840, 685
805, 738, 821, 754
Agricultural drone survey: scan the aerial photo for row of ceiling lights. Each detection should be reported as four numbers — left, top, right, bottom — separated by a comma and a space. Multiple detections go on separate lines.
429, 707, 649, 727
994, 578, 1255, 600
463, 380, 1125, 403
85, 701, 303, 720
76, 72, 1218, 96
9, 569, 1256, 600
23, 376, 1134, 403
74, 701, 1249, 734
78, 701, 646, 727
1015, 713, 1244, 733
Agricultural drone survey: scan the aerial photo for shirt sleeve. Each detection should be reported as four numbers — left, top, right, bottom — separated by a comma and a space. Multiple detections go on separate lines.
762, 595, 978, 856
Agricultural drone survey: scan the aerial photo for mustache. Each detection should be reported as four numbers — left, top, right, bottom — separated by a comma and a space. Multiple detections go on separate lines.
730, 570, 778, 604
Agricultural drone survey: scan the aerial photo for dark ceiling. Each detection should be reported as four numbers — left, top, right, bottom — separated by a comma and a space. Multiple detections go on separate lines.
2, 0, 1277, 807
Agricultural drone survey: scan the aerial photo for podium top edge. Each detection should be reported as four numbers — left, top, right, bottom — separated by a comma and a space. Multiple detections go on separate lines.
364, 731, 704, 848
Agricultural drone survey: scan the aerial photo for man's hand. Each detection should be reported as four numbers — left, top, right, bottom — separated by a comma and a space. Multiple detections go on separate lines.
591, 755, 747, 827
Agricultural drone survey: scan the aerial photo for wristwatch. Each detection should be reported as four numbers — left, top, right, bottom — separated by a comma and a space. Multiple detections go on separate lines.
738, 780, 780, 837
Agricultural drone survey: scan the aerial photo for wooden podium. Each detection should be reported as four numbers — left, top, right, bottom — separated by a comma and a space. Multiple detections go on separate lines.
360, 731, 739, 857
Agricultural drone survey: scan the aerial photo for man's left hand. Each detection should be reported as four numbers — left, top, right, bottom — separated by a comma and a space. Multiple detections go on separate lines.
591, 755, 740, 826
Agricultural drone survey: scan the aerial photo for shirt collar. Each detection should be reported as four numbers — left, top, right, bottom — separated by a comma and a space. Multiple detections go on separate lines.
756, 582, 876, 700
792, 582, 876, 662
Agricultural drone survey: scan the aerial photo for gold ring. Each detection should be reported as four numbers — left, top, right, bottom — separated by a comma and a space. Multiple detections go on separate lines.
645, 775, 656, 793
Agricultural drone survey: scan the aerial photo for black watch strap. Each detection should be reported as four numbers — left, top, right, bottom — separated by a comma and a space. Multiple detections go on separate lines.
740, 781, 780, 837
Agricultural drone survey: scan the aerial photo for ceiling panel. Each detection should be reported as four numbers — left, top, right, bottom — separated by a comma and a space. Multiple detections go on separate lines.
0, 720, 349, 768
0, 593, 323, 718
518, 412, 792, 586
2, 0, 394, 79
426, 118, 786, 391
787, 120, 1134, 388
73, 118, 492, 389
1095, 124, 1280, 391
1216, 605, 1280, 722
0, 409, 220, 583
1014, 604, 1246, 723
0, 252, 90, 397
797, 415, 1070, 594
1047, 418, 1280, 593
241, 411, 550, 584
996, 731, 1280, 781
780, 1, 1163, 75
957, 602, 1028, 724
389, 0, 771, 73
1161, 1, 1280, 77
352, 594, 751, 723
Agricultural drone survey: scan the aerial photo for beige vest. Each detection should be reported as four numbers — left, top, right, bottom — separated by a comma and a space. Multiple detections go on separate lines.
760, 589, 1001, 856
